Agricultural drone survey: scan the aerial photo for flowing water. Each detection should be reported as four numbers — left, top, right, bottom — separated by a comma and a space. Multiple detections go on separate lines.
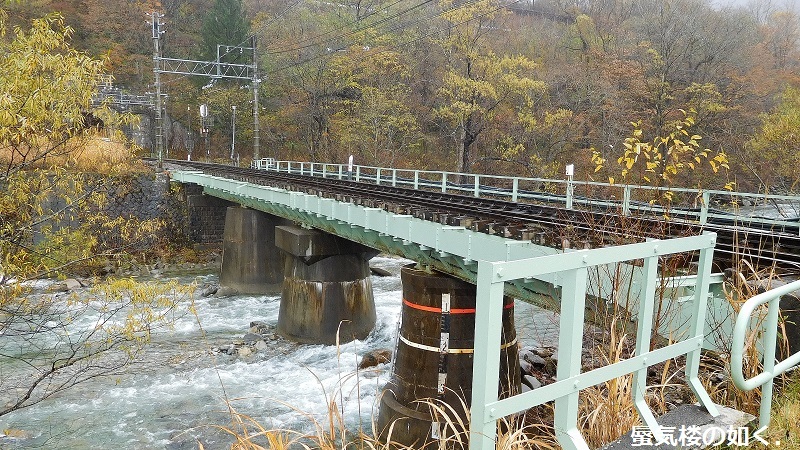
0, 256, 559, 449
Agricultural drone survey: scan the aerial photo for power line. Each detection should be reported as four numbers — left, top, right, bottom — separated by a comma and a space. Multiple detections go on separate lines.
264, 0, 420, 55
265, 0, 472, 71
218, 0, 307, 61
219, 0, 409, 63
265, 0, 519, 77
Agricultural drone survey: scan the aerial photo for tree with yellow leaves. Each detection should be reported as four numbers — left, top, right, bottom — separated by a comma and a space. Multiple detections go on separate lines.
434, 0, 545, 177
0, 10, 191, 418
329, 46, 421, 167
747, 86, 800, 192
592, 112, 732, 196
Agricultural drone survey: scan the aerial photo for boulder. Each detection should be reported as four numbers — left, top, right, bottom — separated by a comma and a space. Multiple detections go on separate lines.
520, 359, 534, 376
358, 348, 392, 369
520, 349, 547, 366
543, 356, 557, 376
242, 333, 263, 344
370, 267, 393, 277
237, 347, 252, 357
254, 340, 268, 351
250, 321, 270, 335
51, 278, 82, 292
215, 286, 237, 297
522, 375, 542, 390
533, 347, 554, 358
199, 284, 218, 297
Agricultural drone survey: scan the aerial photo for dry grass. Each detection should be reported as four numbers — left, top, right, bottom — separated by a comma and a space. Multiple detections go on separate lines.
579, 359, 638, 449
63, 134, 139, 173
205, 378, 560, 450
1, 131, 147, 175
755, 371, 800, 449
579, 322, 648, 447
701, 259, 788, 416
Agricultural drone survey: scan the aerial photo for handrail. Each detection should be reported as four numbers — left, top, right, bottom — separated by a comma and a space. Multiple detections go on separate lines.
264, 159, 800, 201
731, 279, 800, 428
254, 159, 800, 233
469, 233, 721, 450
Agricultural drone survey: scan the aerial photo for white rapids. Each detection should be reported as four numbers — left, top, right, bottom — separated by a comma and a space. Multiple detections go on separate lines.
0, 256, 557, 449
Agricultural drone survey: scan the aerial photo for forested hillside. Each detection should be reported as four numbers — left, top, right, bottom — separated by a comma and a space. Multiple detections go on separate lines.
5, 0, 800, 191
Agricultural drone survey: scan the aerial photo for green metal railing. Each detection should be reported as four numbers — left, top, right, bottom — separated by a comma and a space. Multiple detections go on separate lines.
731, 280, 800, 428
469, 234, 720, 450
251, 159, 800, 234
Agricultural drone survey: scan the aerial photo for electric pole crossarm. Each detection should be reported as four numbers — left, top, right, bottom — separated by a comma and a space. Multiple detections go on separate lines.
93, 91, 155, 108
148, 9, 261, 164
156, 57, 255, 80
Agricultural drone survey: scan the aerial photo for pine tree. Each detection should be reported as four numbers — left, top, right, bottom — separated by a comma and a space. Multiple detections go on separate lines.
200, 0, 249, 62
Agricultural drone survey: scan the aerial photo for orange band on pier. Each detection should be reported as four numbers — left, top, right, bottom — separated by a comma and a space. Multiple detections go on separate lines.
402, 298, 513, 314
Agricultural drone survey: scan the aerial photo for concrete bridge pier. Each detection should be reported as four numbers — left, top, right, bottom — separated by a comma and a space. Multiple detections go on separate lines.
219, 206, 288, 295
377, 265, 520, 449
275, 225, 378, 345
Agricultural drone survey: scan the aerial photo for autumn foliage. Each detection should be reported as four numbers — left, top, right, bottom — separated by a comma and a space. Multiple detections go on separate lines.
4, 0, 800, 192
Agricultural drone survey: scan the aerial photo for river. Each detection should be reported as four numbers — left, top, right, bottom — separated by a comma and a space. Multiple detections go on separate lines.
0, 256, 558, 449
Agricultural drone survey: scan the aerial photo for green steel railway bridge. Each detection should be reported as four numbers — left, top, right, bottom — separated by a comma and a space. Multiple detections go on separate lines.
162, 157, 800, 450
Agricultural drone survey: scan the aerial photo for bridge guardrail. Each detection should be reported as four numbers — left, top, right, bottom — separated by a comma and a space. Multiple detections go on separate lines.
469, 233, 721, 450
731, 279, 800, 428
258, 160, 800, 235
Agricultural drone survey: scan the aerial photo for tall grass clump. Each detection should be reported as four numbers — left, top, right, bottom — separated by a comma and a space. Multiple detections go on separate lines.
704, 256, 791, 416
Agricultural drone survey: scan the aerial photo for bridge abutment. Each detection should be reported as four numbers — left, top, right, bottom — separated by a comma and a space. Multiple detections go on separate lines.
219, 206, 288, 294
275, 225, 378, 345
377, 265, 520, 449
183, 183, 235, 244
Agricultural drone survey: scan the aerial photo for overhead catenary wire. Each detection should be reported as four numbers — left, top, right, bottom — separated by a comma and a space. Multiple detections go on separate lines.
263, 0, 522, 77
263, 0, 412, 52
202, 0, 505, 78
216, 0, 307, 62
264, 0, 434, 55
218, 0, 408, 63
263, 0, 488, 75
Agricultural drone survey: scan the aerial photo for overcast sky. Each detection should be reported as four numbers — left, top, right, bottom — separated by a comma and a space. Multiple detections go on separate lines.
710, 0, 799, 9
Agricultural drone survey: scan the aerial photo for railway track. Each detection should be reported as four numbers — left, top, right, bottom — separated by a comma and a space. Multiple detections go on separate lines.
161, 159, 800, 274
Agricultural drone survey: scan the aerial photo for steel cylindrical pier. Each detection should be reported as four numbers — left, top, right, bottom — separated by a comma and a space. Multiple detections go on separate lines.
377, 265, 520, 448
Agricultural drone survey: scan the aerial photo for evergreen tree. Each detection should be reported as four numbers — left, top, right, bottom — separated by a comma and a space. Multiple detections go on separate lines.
200, 0, 249, 62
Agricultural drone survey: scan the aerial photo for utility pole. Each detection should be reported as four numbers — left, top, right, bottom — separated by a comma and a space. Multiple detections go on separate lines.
150, 12, 165, 168
187, 105, 192, 161
230, 105, 237, 162
252, 35, 260, 160
162, 94, 168, 159
200, 103, 209, 161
